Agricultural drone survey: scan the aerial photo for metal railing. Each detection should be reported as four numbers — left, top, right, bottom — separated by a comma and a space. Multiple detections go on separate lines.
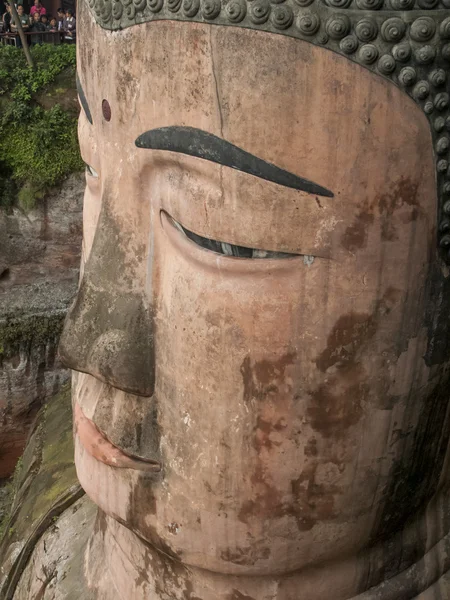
0, 30, 66, 46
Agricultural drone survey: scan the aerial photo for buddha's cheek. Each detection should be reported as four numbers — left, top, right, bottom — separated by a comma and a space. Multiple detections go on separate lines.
83, 238, 386, 569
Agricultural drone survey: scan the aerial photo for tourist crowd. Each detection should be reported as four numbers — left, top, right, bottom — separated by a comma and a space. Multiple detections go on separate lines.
0, 0, 75, 45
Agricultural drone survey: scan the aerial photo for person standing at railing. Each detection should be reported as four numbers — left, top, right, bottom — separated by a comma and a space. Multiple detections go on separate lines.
48, 15, 57, 30
30, 0, 46, 18
10, 5, 29, 47
56, 7, 64, 30
63, 8, 75, 43
29, 11, 45, 44
2, 2, 12, 32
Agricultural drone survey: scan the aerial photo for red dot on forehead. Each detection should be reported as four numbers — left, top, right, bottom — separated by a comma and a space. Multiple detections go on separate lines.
102, 99, 111, 122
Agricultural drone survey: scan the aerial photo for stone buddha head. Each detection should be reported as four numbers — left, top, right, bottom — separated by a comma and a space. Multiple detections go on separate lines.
59, 1, 450, 597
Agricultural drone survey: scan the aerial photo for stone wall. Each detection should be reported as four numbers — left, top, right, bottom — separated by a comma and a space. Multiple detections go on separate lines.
0, 174, 84, 479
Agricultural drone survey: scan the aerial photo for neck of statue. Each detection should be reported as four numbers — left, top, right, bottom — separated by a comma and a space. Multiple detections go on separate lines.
83, 492, 450, 600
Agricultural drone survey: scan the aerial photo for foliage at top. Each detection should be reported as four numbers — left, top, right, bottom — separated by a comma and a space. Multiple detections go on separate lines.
0, 43, 76, 101
0, 44, 83, 210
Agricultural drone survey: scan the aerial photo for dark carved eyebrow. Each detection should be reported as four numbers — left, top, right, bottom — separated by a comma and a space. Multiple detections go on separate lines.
135, 127, 333, 198
76, 74, 93, 125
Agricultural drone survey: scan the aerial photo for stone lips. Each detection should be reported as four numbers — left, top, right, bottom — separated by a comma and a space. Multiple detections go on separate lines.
85, 0, 450, 264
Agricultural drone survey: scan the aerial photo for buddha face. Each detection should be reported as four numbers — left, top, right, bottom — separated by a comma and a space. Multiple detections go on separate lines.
60, 7, 450, 576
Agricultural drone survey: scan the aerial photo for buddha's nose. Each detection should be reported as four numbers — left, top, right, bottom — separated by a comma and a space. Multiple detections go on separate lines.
59, 206, 155, 397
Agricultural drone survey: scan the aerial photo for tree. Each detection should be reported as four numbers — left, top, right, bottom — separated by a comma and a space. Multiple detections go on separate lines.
8, 2, 34, 69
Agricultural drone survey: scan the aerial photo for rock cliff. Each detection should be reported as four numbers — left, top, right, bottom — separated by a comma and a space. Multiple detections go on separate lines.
0, 174, 83, 479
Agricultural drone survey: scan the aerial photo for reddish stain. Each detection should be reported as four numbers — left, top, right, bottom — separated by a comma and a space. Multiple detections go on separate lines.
290, 462, 337, 531
341, 212, 374, 252
253, 417, 283, 452
238, 464, 282, 524
240, 352, 296, 403
307, 365, 367, 439
304, 438, 318, 457
315, 312, 377, 373
377, 178, 421, 241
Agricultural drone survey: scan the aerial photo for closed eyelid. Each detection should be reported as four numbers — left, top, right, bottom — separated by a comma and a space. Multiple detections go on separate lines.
165, 212, 324, 261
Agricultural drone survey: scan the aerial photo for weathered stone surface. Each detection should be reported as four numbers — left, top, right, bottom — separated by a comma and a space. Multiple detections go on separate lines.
14, 496, 95, 600
0, 173, 83, 292
58, 7, 450, 596
0, 383, 84, 599
0, 174, 83, 479
6, 0, 448, 596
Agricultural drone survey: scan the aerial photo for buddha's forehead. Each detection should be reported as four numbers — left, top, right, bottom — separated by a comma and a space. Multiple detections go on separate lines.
78, 13, 435, 207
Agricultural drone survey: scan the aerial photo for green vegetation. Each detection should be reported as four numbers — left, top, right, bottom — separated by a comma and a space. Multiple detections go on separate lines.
0, 313, 65, 359
0, 457, 23, 540
0, 44, 83, 210
0, 384, 79, 551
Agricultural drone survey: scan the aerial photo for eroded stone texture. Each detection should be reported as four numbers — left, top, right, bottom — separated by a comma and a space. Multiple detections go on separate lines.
14, 496, 95, 600
49, 1, 450, 598
0, 384, 87, 599
0, 174, 83, 479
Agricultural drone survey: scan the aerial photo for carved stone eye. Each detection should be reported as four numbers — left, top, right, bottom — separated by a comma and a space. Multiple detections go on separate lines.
170, 216, 299, 259
85, 163, 99, 178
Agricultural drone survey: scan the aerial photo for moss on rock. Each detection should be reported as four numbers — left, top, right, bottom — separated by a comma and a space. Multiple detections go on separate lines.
0, 312, 65, 359
0, 383, 79, 567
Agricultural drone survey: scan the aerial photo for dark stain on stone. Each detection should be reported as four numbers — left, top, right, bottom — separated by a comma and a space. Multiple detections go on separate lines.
10, 353, 20, 369
124, 474, 182, 565
135, 422, 142, 449
131, 520, 198, 596
93, 509, 108, 537
240, 352, 296, 404
315, 312, 377, 373
182, 580, 203, 600
228, 591, 256, 600
315, 287, 401, 377
221, 545, 270, 566
167, 522, 179, 535
290, 462, 337, 531
237, 464, 282, 524
341, 212, 374, 252
400, 206, 419, 223
134, 547, 152, 591
240, 356, 253, 404
361, 372, 450, 594
237, 453, 339, 533
253, 417, 283, 452
238, 349, 343, 531
377, 177, 421, 242
308, 364, 367, 438
424, 260, 450, 367
304, 438, 318, 457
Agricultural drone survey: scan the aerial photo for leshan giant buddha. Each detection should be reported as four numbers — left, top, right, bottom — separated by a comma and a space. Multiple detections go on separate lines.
56, 0, 450, 597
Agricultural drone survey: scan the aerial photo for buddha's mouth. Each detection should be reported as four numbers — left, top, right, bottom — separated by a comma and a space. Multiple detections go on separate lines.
74, 402, 161, 473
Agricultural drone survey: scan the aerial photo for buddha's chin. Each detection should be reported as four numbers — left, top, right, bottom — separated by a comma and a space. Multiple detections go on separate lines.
73, 420, 450, 586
